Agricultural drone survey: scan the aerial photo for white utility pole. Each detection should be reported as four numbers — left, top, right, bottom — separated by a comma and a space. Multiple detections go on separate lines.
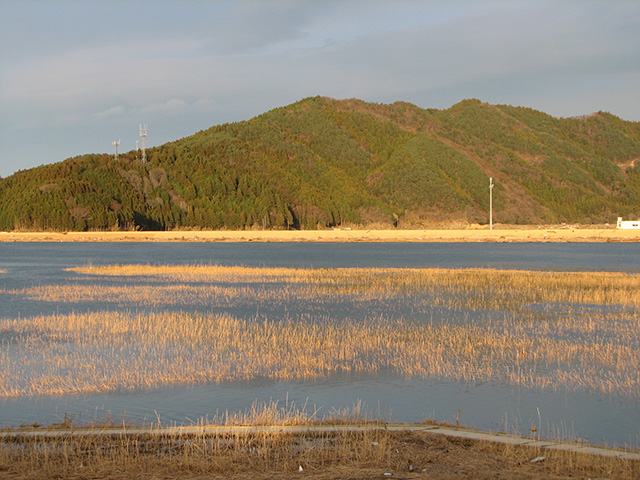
112, 139, 120, 161
489, 177, 494, 230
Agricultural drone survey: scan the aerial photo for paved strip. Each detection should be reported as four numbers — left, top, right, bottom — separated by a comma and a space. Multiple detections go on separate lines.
418, 426, 640, 460
1, 424, 638, 460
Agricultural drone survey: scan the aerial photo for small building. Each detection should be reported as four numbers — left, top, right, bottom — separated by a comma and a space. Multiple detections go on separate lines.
617, 217, 640, 229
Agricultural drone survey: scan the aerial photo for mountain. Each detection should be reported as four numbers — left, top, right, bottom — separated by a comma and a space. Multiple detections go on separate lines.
1, 97, 639, 231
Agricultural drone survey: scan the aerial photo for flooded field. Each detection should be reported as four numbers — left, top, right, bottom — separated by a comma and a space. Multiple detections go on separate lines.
0, 242, 638, 447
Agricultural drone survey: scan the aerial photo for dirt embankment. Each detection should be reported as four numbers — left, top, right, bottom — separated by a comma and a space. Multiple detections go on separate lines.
1, 226, 638, 243
2, 426, 638, 480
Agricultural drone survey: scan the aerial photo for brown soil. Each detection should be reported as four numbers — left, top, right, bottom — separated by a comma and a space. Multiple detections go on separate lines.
1, 429, 637, 480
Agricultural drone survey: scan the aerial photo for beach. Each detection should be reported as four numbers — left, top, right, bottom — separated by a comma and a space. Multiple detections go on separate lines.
0, 226, 638, 243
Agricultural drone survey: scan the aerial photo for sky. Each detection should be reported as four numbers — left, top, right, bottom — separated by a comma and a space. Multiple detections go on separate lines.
1, 1, 639, 178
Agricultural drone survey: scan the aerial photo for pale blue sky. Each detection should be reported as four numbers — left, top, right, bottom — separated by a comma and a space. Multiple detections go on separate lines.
1, 1, 639, 177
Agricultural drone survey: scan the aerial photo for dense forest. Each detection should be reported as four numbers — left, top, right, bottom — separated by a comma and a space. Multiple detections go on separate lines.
1, 96, 639, 231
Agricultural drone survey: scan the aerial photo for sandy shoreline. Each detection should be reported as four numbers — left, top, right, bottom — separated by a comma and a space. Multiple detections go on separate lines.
1, 227, 639, 243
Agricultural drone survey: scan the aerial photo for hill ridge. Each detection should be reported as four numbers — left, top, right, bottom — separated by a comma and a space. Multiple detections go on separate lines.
1, 97, 639, 231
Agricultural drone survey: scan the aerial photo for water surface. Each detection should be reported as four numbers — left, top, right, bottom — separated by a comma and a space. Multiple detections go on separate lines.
0, 242, 638, 447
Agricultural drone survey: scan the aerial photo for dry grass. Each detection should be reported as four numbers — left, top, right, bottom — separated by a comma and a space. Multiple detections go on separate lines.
1, 402, 638, 480
1, 306, 638, 399
69, 264, 300, 283
10, 282, 289, 307
3, 431, 639, 480
65, 265, 640, 307
2, 266, 638, 418
7, 266, 637, 320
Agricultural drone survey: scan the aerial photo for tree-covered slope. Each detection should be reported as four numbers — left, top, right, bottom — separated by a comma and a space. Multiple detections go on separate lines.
1, 96, 639, 231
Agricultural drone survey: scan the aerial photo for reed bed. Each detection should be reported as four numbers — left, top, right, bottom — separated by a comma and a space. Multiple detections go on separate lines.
2, 265, 638, 399
68, 264, 302, 283
10, 283, 296, 308
1, 308, 638, 398
16, 265, 640, 310
210, 398, 372, 426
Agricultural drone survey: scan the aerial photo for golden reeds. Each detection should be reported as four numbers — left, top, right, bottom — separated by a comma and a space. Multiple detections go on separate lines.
14, 265, 640, 309
1, 309, 637, 398
10, 283, 292, 307
83, 264, 640, 306
2, 266, 638, 399
68, 264, 301, 283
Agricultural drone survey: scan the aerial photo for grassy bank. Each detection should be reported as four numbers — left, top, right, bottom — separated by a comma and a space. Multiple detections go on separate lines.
1, 403, 638, 480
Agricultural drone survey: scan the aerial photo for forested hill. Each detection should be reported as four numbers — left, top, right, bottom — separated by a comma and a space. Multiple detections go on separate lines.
1, 97, 640, 231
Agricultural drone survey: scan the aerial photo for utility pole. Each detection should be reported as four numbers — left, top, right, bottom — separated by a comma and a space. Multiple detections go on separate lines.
489, 177, 494, 230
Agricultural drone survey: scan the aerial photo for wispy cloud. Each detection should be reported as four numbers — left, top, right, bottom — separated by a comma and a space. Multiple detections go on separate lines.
93, 105, 126, 118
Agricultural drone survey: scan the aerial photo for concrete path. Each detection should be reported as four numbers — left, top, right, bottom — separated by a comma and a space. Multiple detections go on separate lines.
2, 423, 639, 461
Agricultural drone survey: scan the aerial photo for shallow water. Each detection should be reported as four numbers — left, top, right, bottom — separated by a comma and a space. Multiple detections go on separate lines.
1, 371, 637, 447
0, 242, 639, 447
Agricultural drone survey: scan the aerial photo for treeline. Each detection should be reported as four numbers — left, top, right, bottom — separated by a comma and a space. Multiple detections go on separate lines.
1, 96, 639, 231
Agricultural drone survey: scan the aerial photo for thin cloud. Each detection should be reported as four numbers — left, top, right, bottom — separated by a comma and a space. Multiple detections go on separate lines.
93, 106, 126, 118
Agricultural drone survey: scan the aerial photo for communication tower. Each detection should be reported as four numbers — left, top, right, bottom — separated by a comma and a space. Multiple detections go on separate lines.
139, 124, 147, 163
112, 139, 120, 161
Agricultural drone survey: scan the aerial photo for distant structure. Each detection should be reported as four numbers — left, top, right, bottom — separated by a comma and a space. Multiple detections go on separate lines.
112, 139, 120, 161
489, 177, 494, 230
139, 124, 147, 163
617, 217, 640, 229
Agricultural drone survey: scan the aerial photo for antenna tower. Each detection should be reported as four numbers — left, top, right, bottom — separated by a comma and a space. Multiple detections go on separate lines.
112, 139, 120, 161
139, 124, 147, 163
